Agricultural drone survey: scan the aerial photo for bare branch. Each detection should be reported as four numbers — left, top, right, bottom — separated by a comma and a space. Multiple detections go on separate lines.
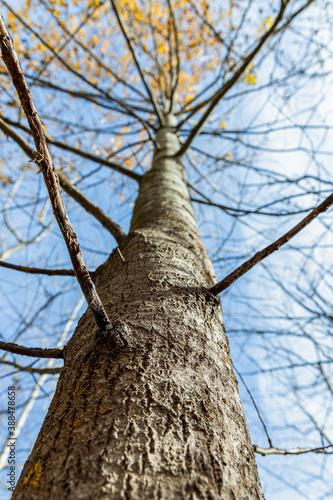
110, 0, 164, 124
1, 116, 142, 182
0, 117, 127, 244
166, 0, 180, 108
253, 444, 333, 456
176, 0, 291, 156
0, 260, 75, 276
210, 191, 333, 295
46, 130, 147, 175
39, 0, 149, 102
0, 340, 63, 359
0, 358, 62, 374
190, 196, 314, 217
236, 367, 272, 447
0, 17, 114, 336
57, 174, 127, 244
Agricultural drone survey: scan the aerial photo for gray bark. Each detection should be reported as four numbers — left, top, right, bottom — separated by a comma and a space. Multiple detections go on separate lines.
12, 115, 264, 500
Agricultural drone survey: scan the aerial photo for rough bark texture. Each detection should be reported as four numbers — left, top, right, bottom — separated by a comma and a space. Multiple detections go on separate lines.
13, 116, 264, 499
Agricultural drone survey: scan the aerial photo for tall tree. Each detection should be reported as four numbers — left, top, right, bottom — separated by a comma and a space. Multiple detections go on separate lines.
0, 1, 332, 499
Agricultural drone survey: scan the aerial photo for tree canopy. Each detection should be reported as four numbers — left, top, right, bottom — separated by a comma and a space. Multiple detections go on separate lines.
0, 1, 333, 498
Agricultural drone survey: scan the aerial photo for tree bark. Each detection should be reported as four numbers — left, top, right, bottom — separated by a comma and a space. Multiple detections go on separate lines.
13, 115, 264, 500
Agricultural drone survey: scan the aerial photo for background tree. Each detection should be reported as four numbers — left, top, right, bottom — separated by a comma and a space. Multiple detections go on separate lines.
0, 0, 332, 498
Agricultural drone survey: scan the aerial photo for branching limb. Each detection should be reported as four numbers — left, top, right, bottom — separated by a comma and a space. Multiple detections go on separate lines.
0, 116, 127, 244
0, 340, 64, 359
0, 116, 142, 182
110, 0, 164, 124
210, 191, 333, 295
0, 18, 114, 336
176, 0, 294, 156
253, 444, 333, 456
0, 358, 62, 374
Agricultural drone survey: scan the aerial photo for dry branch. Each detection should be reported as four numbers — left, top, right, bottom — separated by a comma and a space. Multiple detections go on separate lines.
0, 17, 113, 336
0, 358, 62, 374
176, 0, 289, 156
1, 115, 142, 182
58, 174, 126, 244
110, 0, 164, 123
0, 340, 63, 359
0, 260, 75, 276
253, 444, 333, 456
210, 191, 333, 295
0, 116, 127, 244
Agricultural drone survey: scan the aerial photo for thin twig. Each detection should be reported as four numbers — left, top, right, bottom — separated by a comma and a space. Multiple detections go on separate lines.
190, 196, 313, 217
235, 367, 272, 447
0, 17, 113, 336
110, 0, 164, 124
175, 0, 290, 156
253, 444, 333, 456
0, 260, 75, 276
1, 116, 142, 182
210, 191, 333, 295
0, 340, 63, 359
0, 358, 62, 374
0, 117, 127, 244
57, 174, 126, 244
167, 0, 180, 108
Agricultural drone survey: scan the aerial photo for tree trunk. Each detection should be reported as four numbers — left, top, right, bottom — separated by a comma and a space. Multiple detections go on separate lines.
13, 115, 264, 499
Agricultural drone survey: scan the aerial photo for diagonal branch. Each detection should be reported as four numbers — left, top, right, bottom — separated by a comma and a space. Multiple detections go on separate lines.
58, 174, 126, 244
39, 0, 148, 102
0, 116, 127, 244
1, 116, 142, 182
176, 0, 291, 156
0, 260, 75, 276
210, 191, 333, 295
110, 0, 164, 124
0, 17, 114, 336
0, 358, 62, 374
0, 340, 64, 359
167, 0, 180, 108
1, 1, 155, 138
253, 444, 333, 456
236, 367, 272, 447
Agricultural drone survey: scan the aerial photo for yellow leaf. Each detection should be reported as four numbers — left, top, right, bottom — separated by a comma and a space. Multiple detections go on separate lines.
245, 74, 256, 86
262, 16, 274, 30
7, 11, 16, 32
0, 175, 11, 184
